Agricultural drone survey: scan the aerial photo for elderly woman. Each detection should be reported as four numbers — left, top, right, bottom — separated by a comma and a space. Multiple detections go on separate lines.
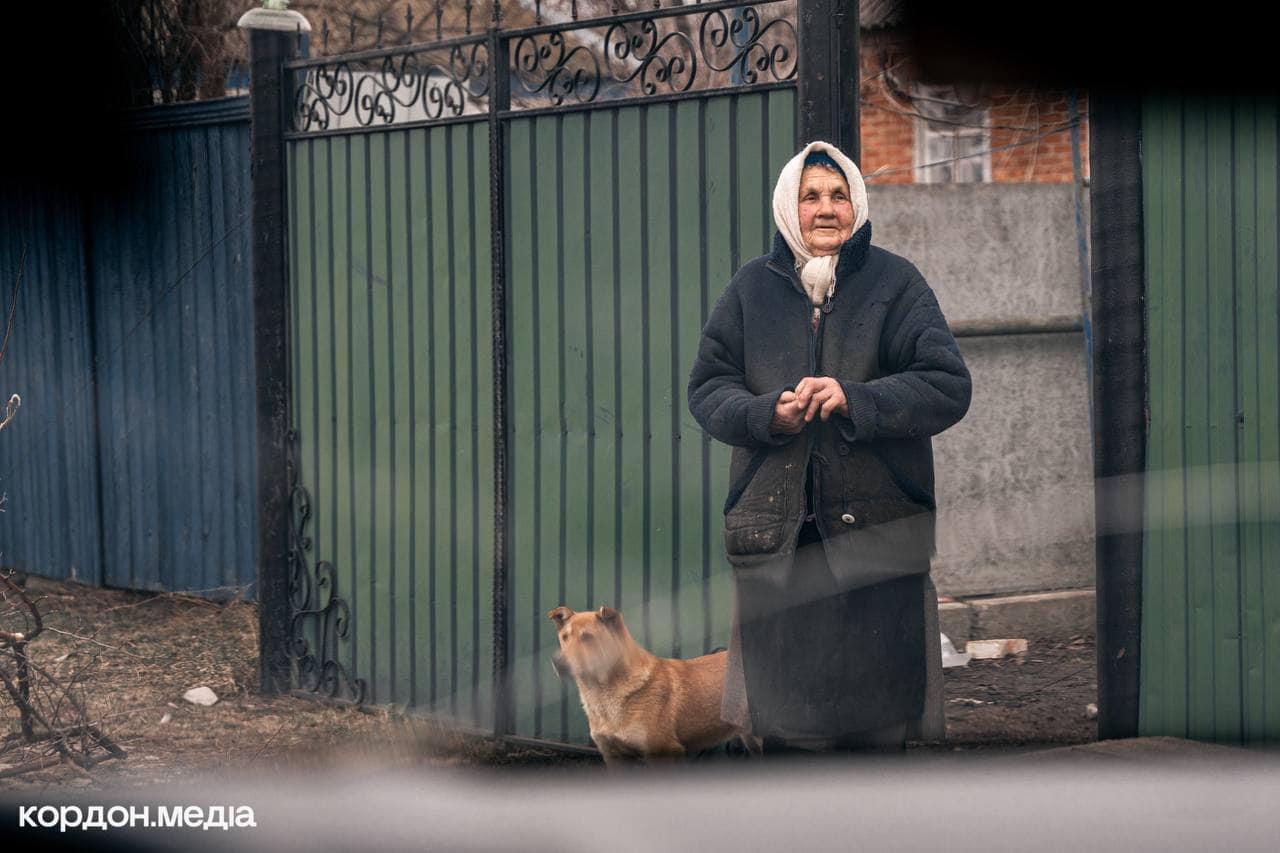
687, 141, 971, 752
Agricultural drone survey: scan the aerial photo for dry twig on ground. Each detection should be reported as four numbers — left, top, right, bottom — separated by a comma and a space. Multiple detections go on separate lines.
0, 572, 127, 779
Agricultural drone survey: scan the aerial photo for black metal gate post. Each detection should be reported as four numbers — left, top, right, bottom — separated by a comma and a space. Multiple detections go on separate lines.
1089, 92, 1145, 740
797, 0, 859, 161
239, 4, 311, 694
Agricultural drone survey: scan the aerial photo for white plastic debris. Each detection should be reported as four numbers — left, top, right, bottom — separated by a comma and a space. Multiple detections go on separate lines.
965, 638, 1029, 660
183, 686, 219, 706
941, 633, 971, 668
159, 712, 172, 725
1086, 703, 1099, 720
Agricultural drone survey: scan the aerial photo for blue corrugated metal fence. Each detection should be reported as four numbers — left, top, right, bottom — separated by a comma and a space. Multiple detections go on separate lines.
0, 97, 257, 597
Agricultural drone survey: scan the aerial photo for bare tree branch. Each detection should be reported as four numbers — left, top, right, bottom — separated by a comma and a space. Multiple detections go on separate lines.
1, 573, 125, 778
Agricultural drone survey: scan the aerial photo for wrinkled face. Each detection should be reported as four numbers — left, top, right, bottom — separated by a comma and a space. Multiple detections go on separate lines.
548, 606, 627, 683
798, 165, 854, 256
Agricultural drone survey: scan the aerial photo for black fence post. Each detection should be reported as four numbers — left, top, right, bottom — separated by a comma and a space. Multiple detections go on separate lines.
488, 26, 514, 738
1089, 92, 1145, 740
797, 0, 859, 162
239, 5, 311, 695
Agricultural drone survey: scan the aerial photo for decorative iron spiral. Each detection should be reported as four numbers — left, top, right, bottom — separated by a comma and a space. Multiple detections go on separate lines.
513, 30, 601, 106
603, 20, 697, 96
292, 3, 796, 126
293, 41, 489, 132
698, 5, 797, 84
286, 430, 366, 705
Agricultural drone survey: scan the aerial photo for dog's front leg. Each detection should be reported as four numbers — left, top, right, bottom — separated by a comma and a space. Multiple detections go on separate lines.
602, 751, 647, 771
593, 733, 644, 770
643, 740, 688, 767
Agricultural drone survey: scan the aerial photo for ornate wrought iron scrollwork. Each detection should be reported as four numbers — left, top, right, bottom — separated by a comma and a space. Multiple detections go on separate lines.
286, 430, 366, 706
292, 40, 489, 132
292, 2, 797, 128
509, 1, 795, 109
698, 5, 797, 85
603, 20, 696, 96
512, 31, 601, 106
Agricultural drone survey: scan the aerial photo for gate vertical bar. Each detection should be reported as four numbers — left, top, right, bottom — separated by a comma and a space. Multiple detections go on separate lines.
797, 0, 859, 161
239, 6, 311, 694
489, 24, 514, 736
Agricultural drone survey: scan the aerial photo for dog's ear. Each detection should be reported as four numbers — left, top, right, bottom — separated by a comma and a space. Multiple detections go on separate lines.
597, 606, 621, 627
547, 606, 574, 627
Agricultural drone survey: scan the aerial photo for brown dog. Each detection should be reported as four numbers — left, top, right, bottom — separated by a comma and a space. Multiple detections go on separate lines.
548, 605, 760, 766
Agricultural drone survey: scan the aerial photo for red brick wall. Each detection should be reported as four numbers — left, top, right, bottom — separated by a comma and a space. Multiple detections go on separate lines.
989, 89, 1090, 183
859, 71, 916, 184
857, 42, 1090, 185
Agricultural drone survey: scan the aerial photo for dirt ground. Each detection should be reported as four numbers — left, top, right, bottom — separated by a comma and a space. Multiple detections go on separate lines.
939, 634, 1097, 749
1, 577, 1095, 790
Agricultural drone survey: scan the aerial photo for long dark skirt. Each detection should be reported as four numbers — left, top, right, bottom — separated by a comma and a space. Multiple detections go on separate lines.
733, 519, 928, 741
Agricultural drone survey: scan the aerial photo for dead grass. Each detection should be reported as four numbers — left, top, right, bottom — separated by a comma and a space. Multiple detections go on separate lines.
0, 577, 594, 791
2, 576, 1095, 790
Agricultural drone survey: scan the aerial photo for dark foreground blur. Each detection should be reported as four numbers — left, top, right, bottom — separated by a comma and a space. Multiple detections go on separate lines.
3, 739, 1279, 852
0, 577, 1096, 793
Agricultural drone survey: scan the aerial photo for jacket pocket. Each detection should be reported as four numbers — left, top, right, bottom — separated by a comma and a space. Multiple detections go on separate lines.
723, 447, 769, 515
723, 452, 792, 558
826, 440, 935, 537
724, 477, 788, 531
866, 444, 935, 511
826, 495, 935, 568
723, 521, 789, 559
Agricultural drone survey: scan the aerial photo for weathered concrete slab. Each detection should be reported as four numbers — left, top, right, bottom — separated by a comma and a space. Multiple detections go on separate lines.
931, 333, 1096, 597
869, 184, 1096, 600
968, 588, 1096, 640
869, 184, 1090, 326
938, 601, 972, 645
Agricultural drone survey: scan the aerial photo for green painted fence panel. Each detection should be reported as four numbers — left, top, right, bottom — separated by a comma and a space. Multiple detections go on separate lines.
284, 82, 794, 744
506, 88, 797, 745
287, 121, 494, 728
1141, 93, 1280, 742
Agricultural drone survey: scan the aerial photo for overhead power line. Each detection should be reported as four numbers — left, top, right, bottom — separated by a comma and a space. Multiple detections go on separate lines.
863, 118, 1081, 182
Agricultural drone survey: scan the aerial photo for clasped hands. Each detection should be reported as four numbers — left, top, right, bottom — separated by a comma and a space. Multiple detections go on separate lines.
769, 376, 848, 435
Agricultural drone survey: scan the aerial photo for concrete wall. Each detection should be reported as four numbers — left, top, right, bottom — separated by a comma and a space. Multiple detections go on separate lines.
867, 183, 1095, 597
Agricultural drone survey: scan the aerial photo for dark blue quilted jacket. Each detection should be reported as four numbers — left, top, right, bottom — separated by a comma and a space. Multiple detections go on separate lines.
687, 221, 971, 575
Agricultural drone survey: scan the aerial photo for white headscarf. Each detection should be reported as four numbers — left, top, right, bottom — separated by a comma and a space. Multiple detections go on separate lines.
771, 141, 869, 305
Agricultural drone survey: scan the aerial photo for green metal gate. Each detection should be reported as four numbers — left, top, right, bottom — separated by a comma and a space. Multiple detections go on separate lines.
287, 123, 495, 720
1140, 92, 1280, 742
266, 0, 839, 746
505, 92, 794, 742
